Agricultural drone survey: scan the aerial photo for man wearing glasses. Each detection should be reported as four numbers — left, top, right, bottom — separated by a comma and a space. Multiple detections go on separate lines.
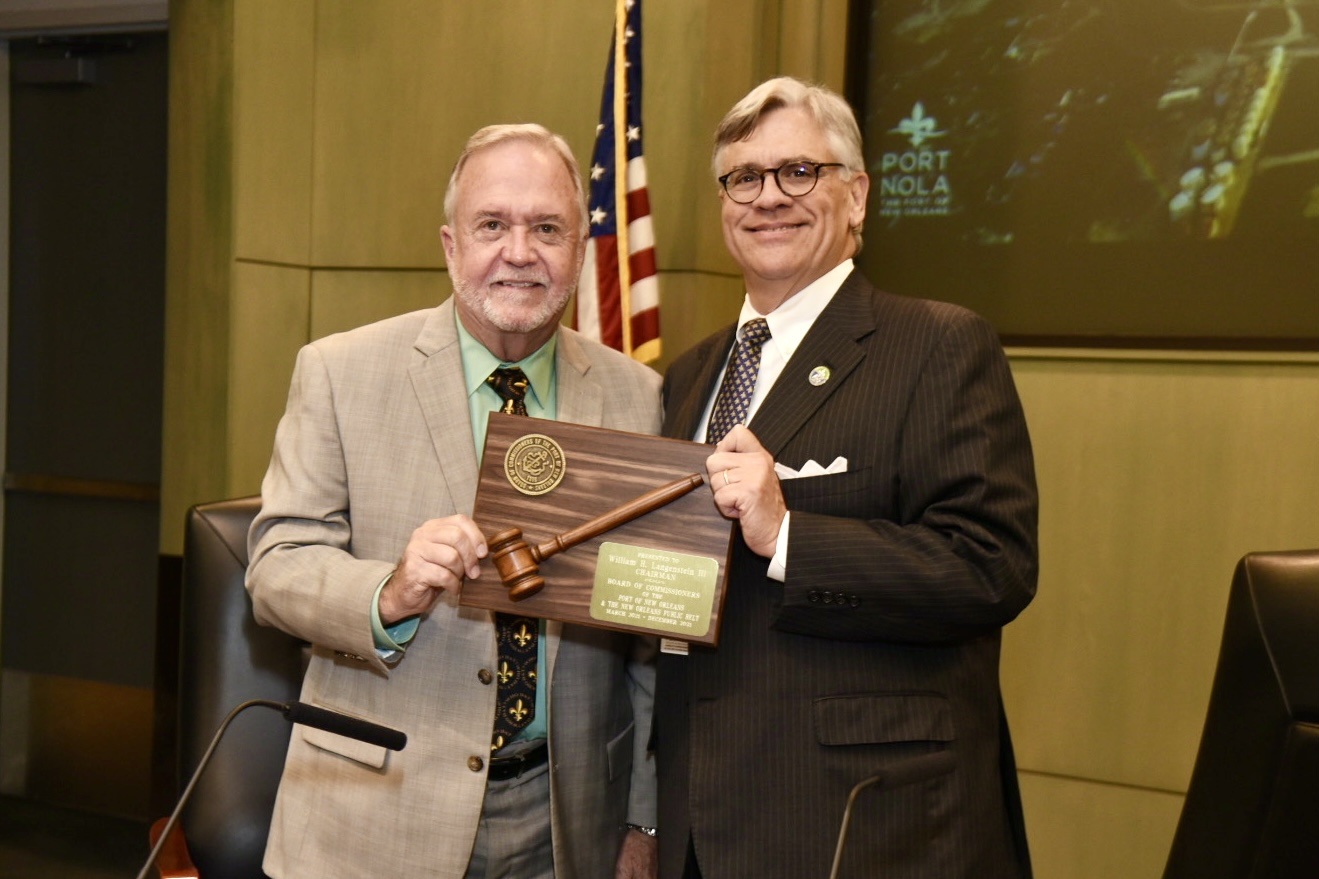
655, 77, 1039, 879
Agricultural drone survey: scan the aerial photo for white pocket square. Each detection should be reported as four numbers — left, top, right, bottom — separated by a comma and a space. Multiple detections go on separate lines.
775, 456, 848, 479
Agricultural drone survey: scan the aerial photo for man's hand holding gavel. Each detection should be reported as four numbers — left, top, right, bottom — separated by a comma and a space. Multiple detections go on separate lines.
380, 515, 489, 626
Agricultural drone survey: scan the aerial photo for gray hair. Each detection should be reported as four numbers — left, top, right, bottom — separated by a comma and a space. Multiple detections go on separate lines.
712, 77, 865, 178
712, 77, 866, 250
444, 123, 588, 235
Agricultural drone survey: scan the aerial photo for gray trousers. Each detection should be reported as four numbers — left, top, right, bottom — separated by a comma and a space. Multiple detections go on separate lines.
464, 758, 553, 879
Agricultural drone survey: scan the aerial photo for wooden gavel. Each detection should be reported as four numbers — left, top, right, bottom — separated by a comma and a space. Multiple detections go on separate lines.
487, 473, 705, 600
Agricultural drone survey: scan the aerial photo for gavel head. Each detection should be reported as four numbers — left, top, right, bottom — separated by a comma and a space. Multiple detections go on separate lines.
486, 527, 545, 601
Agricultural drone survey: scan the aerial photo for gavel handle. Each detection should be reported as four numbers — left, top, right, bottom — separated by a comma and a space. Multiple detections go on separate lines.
534, 473, 705, 561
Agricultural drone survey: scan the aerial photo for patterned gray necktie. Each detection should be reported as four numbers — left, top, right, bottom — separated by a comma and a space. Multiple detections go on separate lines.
705, 318, 771, 444
484, 366, 537, 752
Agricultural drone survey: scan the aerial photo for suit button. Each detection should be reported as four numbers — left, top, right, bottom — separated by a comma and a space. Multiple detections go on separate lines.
478, 668, 493, 685
822, 590, 834, 604
467, 756, 484, 773
849, 594, 861, 607
808, 590, 821, 603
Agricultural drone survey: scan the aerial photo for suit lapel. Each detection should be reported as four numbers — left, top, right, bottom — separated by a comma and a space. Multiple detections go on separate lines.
664, 325, 735, 442
408, 299, 480, 512
748, 271, 875, 459
555, 329, 605, 426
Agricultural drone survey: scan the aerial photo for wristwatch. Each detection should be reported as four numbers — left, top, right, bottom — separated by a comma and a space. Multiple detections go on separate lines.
625, 823, 658, 837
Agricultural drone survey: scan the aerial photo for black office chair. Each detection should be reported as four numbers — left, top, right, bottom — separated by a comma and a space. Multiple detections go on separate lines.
1162, 549, 1319, 879
153, 497, 305, 878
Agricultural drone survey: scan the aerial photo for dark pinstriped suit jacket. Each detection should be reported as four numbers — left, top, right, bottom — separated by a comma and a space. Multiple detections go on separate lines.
655, 270, 1038, 879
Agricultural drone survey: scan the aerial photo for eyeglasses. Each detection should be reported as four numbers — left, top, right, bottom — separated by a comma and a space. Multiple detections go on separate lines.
717, 161, 846, 204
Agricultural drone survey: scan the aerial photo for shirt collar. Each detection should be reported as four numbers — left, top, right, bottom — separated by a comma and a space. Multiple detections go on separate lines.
737, 258, 853, 361
455, 312, 557, 409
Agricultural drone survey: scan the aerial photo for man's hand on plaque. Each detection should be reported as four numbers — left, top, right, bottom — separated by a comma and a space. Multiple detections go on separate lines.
381, 515, 489, 624
706, 425, 787, 559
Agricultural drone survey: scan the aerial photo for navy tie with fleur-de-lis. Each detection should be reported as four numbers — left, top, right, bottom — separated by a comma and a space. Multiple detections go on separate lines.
486, 366, 530, 417
705, 318, 771, 444
485, 366, 538, 753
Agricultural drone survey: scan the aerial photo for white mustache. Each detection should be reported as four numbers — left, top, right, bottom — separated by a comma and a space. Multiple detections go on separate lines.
491, 277, 548, 289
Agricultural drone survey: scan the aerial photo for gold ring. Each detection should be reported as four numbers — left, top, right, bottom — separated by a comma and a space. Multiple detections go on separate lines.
723, 470, 731, 487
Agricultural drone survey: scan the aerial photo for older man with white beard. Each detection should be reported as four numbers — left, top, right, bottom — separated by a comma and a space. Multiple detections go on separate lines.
247, 123, 661, 879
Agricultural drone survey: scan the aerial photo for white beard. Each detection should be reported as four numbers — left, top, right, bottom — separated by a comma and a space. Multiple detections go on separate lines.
453, 276, 572, 335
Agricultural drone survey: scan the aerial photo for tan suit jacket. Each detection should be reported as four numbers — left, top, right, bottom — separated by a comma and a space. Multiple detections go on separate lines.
247, 299, 662, 878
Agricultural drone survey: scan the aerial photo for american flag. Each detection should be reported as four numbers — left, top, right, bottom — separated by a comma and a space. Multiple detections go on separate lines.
574, 0, 660, 363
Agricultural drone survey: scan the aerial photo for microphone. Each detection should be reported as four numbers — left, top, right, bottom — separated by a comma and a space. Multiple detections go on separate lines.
283, 700, 408, 751
137, 698, 406, 879
827, 751, 957, 879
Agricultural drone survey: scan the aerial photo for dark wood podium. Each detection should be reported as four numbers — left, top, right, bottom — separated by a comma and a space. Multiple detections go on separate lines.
460, 414, 733, 645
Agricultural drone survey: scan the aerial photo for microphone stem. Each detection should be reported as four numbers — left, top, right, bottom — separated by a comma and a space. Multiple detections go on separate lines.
828, 774, 884, 879
136, 698, 285, 879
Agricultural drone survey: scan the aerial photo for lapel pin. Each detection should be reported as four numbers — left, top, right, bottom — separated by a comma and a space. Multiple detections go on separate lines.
808, 365, 831, 387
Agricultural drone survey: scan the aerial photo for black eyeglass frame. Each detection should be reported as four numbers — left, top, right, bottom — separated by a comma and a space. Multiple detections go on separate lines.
717, 161, 847, 204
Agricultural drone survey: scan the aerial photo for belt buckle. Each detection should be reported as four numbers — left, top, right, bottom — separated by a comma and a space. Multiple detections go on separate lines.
491, 753, 524, 780
489, 742, 544, 781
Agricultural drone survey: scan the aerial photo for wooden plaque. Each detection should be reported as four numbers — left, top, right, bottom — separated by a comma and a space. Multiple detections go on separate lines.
461, 413, 733, 645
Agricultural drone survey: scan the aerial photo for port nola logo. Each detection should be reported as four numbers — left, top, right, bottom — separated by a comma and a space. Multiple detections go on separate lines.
880, 102, 953, 218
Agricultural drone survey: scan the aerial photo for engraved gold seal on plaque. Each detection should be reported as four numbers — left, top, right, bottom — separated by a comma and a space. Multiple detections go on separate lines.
504, 433, 567, 496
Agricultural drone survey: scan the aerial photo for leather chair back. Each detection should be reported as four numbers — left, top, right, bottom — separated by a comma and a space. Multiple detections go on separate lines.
177, 497, 304, 879
1162, 549, 1319, 878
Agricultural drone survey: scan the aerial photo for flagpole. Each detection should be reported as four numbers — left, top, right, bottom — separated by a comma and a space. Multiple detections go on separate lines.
612, 0, 633, 355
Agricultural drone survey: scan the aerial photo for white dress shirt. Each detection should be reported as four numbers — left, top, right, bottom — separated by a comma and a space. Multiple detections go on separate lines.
692, 259, 855, 581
